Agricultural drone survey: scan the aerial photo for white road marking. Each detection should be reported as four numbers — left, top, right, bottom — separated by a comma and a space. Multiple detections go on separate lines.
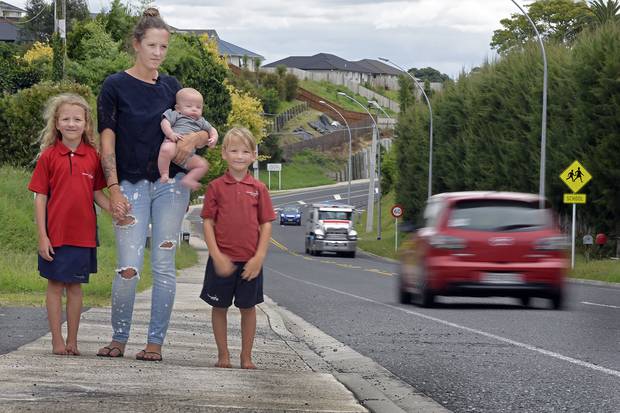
334, 194, 342, 200
268, 267, 620, 379
581, 301, 620, 309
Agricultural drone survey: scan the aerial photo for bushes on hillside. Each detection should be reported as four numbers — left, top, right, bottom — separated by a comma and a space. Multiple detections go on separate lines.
0, 82, 95, 167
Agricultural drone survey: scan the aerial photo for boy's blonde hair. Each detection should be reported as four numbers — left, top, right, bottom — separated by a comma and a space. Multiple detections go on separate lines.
222, 127, 256, 152
38, 93, 96, 153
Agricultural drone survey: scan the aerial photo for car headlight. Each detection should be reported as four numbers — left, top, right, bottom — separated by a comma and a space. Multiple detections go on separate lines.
347, 231, 357, 240
315, 233, 325, 240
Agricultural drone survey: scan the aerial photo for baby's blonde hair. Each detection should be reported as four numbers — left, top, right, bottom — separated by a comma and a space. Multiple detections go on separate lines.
38, 93, 96, 154
222, 127, 256, 152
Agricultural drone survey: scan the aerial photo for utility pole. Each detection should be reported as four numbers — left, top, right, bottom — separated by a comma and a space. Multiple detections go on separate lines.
54, 0, 67, 79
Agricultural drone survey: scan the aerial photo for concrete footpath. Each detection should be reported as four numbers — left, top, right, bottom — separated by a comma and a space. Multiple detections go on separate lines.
0, 237, 448, 413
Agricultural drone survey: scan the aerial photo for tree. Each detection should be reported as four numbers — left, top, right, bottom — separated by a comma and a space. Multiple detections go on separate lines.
23, 0, 91, 42
589, 0, 620, 25
408, 67, 450, 83
491, 0, 592, 54
102, 0, 137, 46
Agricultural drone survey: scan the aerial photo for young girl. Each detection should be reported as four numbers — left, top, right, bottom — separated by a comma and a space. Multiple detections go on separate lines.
28, 93, 110, 356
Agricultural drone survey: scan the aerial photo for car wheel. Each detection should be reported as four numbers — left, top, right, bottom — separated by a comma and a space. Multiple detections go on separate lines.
416, 266, 435, 308
398, 275, 412, 304
519, 296, 531, 307
550, 291, 564, 310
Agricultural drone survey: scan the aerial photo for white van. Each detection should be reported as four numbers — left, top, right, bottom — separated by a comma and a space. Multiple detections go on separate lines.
304, 203, 357, 258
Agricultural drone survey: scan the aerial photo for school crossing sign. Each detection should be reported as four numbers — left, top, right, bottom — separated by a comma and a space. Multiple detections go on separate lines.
560, 160, 591, 204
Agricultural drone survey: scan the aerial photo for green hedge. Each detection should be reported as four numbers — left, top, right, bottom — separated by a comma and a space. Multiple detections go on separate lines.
0, 81, 95, 168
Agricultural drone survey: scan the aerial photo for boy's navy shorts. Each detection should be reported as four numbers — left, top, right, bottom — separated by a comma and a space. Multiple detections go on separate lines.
200, 257, 264, 308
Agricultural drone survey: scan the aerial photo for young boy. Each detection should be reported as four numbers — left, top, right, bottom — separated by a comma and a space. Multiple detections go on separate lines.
158, 87, 218, 190
200, 127, 276, 369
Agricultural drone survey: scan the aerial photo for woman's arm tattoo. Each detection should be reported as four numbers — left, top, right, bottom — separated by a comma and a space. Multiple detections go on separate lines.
102, 153, 117, 182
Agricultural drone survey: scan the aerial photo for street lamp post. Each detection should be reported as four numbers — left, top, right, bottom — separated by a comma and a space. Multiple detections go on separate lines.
379, 57, 433, 199
337, 92, 378, 233
510, 0, 548, 208
319, 100, 352, 205
368, 100, 393, 241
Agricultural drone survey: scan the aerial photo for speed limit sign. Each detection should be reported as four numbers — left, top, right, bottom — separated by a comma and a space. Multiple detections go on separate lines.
391, 204, 404, 218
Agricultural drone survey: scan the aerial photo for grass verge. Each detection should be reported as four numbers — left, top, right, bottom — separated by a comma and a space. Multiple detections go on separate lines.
0, 165, 198, 307
259, 150, 338, 190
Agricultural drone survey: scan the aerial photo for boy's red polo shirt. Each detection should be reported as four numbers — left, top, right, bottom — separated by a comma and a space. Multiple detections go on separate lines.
201, 171, 276, 261
28, 140, 106, 248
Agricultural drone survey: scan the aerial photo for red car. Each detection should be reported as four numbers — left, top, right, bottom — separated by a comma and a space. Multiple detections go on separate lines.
398, 192, 569, 309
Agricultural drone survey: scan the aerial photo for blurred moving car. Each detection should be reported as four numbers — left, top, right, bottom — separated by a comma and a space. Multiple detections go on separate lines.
398, 192, 569, 309
279, 205, 302, 226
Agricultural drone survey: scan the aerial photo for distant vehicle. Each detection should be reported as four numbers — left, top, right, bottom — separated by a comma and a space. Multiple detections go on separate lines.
398, 192, 569, 309
279, 205, 302, 226
305, 203, 357, 258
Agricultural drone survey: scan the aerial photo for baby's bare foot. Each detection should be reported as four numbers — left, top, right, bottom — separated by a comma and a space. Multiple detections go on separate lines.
181, 176, 201, 191
160, 173, 169, 183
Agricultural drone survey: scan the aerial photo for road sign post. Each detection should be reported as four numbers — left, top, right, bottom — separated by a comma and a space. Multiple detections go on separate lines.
391, 204, 404, 252
267, 163, 282, 190
560, 160, 592, 269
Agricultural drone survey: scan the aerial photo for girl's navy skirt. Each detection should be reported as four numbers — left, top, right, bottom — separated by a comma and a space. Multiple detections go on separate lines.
38, 245, 97, 284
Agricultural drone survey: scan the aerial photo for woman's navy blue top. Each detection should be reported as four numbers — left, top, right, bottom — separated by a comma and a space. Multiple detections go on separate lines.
97, 71, 183, 183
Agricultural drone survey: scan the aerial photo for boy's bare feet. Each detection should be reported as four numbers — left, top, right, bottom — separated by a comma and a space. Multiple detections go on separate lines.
51, 336, 67, 355
65, 342, 80, 356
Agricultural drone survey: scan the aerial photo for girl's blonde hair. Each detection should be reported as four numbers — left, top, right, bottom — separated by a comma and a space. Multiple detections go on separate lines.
222, 127, 256, 152
39, 93, 96, 153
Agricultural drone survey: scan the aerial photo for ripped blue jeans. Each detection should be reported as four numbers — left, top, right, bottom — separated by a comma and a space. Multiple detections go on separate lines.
111, 176, 189, 345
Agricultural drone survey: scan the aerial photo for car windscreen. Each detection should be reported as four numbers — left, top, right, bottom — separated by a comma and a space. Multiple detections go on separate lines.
319, 211, 351, 220
446, 200, 551, 232
283, 208, 299, 214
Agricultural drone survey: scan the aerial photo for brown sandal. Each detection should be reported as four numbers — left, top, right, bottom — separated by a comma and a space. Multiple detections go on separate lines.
97, 346, 124, 358
135, 350, 162, 362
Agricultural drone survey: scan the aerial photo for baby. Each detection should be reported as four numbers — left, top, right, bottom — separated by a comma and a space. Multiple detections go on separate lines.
158, 87, 217, 190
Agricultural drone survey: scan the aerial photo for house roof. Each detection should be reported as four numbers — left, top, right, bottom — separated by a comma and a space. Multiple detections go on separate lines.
264, 53, 404, 76
0, 19, 18, 41
264, 53, 371, 73
218, 38, 263, 59
354, 59, 404, 76
0, 1, 25, 13
168, 27, 263, 59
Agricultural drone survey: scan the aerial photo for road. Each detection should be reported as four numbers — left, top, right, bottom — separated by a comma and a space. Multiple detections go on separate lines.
266, 181, 620, 413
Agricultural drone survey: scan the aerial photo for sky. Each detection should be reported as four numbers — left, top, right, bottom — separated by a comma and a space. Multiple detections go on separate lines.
12, 0, 533, 78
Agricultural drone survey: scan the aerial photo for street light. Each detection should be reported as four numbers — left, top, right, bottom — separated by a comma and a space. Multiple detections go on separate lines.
337, 91, 378, 233
379, 57, 433, 199
368, 100, 392, 241
510, 0, 548, 208
319, 100, 352, 205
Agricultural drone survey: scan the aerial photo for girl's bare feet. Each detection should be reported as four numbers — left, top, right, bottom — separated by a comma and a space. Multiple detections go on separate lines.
215, 352, 232, 368
240, 359, 256, 369
51, 336, 67, 355
65, 342, 80, 356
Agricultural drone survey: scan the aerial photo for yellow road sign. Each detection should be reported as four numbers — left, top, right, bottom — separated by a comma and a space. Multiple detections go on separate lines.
560, 160, 591, 193
563, 193, 586, 204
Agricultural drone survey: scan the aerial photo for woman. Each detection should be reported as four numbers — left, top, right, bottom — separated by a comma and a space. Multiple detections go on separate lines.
96, 8, 216, 361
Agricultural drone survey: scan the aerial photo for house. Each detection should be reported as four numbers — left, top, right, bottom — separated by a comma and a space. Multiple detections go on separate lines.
263, 53, 405, 90
0, 1, 25, 42
0, 1, 25, 20
170, 27, 264, 70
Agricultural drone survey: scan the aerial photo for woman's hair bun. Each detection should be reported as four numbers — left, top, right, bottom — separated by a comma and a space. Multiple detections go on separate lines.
143, 7, 160, 17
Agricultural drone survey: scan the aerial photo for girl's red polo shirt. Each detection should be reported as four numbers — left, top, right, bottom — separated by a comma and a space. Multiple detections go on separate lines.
201, 171, 276, 261
28, 140, 106, 248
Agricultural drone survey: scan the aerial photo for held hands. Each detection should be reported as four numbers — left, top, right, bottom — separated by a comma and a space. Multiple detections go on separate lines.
109, 189, 132, 224
241, 255, 264, 281
38, 235, 54, 261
